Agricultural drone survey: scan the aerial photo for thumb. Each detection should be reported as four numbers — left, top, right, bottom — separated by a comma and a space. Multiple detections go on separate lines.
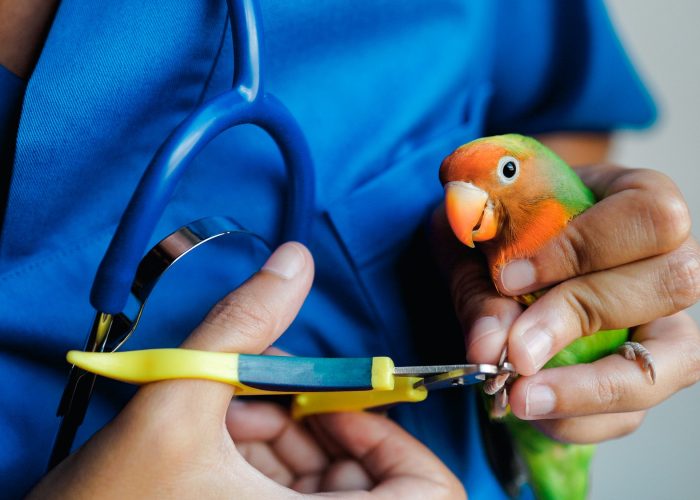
183, 241, 314, 353
143, 242, 314, 418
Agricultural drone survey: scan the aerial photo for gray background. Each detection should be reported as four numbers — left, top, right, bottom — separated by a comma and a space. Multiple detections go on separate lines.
591, 1, 699, 498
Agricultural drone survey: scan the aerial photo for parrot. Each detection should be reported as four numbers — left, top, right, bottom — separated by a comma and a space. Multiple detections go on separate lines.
438, 134, 656, 500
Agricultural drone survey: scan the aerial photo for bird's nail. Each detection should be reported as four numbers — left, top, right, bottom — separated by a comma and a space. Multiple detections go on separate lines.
516, 325, 553, 371
525, 384, 556, 417
501, 259, 536, 293
262, 242, 306, 280
467, 316, 505, 359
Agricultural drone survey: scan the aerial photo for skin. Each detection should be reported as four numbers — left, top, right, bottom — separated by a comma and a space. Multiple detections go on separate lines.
0, 0, 60, 78
30, 243, 465, 499
432, 132, 700, 443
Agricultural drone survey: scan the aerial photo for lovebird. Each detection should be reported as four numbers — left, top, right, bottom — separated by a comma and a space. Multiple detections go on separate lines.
439, 134, 655, 500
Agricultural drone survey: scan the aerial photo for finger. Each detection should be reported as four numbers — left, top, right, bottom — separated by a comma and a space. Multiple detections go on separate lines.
314, 412, 465, 499
226, 401, 329, 476
431, 205, 523, 364
507, 239, 700, 374
304, 414, 350, 460
136, 243, 314, 422
532, 411, 647, 445
496, 165, 691, 295
320, 460, 374, 492
291, 474, 322, 494
184, 241, 314, 353
236, 442, 295, 487
263, 346, 292, 356
508, 312, 700, 418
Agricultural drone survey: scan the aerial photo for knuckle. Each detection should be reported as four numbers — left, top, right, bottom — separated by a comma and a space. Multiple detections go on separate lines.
558, 224, 591, 276
608, 167, 660, 197
592, 371, 626, 412
450, 266, 494, 324
205, 291, 276, 338
622, 168, 674, 193
663, 247, 700, 311
558, 285, 603, 336
613, 168, 690, 251
649, 191, 692, 249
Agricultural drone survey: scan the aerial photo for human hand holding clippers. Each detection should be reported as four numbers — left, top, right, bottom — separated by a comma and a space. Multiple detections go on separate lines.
31, 243, 465, 499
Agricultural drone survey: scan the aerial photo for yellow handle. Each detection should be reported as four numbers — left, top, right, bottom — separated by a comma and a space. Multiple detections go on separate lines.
67, 349, 285, 396
67, 349, 399, 397
67, 349, 430, 414
292, 376, 428, 419
67, 349, 240, 385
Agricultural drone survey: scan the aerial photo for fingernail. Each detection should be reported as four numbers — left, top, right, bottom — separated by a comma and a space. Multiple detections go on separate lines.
501, 260, 536, 293
262, 243, 305, 279
518, 326, 553, 370
525, 384, 556, 417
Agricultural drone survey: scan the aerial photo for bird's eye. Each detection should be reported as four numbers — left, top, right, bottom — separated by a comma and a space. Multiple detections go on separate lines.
497, 156, 519, 184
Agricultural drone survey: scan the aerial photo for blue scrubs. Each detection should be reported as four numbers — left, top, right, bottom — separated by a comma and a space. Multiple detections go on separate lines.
0, 0, 654, 497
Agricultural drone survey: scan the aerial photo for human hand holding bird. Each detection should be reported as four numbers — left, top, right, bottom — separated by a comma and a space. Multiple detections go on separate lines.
432, 134, 700, 498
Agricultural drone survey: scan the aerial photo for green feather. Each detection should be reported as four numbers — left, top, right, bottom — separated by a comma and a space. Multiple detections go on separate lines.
546, 329, 629, 368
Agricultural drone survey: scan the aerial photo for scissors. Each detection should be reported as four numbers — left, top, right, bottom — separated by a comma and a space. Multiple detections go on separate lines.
49, 0, 313, 468
65, 348, 517, 419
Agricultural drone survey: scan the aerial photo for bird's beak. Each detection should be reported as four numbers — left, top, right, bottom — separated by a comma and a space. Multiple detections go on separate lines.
444, 181, 497, 247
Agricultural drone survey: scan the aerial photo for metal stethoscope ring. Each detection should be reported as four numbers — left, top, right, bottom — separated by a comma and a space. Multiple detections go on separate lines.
49, 0, 315, 469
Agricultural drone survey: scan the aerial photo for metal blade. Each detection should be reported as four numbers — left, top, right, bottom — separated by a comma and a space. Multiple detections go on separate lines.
394, 362, 516, 391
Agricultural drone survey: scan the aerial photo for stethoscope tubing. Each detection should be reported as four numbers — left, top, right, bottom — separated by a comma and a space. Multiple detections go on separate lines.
90, 0, 315, 315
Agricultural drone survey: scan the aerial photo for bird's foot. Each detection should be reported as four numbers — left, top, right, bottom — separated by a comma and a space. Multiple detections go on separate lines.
490, 387, 509, 419
484, 372, 510, 395
486, 347, 512, 418
618, 341, 657, 384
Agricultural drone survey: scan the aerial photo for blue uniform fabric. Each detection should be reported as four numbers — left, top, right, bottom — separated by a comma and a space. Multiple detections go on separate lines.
0, 66, 25, 140
0, 0, 654, 497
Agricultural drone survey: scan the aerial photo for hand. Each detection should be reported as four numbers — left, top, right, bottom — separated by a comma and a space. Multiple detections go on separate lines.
31, 242, 463, 499
432, 164, 700, 443
226, 400, 463, 496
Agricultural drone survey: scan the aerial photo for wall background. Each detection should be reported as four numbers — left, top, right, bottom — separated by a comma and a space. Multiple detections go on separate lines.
591, 1, 699, 498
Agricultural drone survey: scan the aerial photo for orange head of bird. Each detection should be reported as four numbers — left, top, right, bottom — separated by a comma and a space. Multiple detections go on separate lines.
438, 134, 592, 257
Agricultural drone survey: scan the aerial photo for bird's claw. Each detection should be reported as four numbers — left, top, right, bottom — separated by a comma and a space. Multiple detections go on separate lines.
486, 347, 513, 418
491, 387, 509, 419
484, 372, 510, 395
618, 341, 657, 384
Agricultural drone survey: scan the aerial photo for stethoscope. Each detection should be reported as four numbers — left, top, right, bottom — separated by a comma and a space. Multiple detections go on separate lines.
48, 0, 314, 469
